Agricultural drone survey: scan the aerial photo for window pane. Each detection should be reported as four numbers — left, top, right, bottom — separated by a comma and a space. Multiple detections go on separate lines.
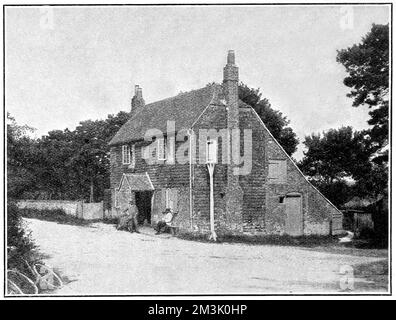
122, 145, 131, 164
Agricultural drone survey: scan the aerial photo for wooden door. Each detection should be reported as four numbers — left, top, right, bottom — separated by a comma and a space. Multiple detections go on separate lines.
285, 194, 303, 236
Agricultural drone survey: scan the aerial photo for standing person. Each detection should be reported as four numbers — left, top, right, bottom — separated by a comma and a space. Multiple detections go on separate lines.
128, 200, 139, 233
155, 208, 173, 235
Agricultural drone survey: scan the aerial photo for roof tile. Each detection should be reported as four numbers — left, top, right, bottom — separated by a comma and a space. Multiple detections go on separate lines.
109, 83, 251, 145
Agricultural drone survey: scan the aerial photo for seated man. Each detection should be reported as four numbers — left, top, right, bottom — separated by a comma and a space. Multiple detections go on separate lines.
155, 208, 173, 235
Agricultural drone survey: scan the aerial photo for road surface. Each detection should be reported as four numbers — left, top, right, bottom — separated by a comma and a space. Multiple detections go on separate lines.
24, 218, 388, 295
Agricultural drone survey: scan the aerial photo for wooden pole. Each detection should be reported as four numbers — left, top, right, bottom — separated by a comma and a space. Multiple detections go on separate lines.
207, 163, 217, 241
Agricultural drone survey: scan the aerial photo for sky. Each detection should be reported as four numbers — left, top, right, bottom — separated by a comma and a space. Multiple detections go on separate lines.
5, 5, 390, 160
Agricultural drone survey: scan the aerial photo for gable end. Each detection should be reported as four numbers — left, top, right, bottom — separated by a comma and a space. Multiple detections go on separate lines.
250, 109, 342, 216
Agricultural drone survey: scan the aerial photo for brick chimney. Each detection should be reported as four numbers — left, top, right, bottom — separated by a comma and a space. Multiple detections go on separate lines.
223, 50, 239, 129
223, 50, 243, 232
131, 84, 145, 114
223, 50, 239, 173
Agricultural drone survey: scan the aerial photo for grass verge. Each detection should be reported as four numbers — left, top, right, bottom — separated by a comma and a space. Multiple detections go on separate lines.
176, 231, 340, 247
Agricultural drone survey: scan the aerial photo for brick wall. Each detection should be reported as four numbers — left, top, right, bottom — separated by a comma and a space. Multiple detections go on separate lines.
191, 104, 229, 234
109, 138, 192, 223
188, 105, 342, 236
109, 103, 343, 236
110, 141, 190, 191
150, 187, 191, 229
246, 109, 342, 235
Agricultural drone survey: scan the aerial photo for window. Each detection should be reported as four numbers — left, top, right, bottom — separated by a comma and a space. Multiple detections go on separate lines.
158, 138, 166, 161
122, 145, 131, 164
268, 159, 287, 183
206, 139, 217, 164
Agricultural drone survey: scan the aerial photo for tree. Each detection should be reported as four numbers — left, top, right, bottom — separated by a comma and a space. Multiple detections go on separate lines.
299, 127, 372, 183
6, 110, 130, 202
34, 129, 76, 199
337, 23, 389, 161
7, 113, 37, 199
7, 114, 39, 273
238, 83, 299, 155
354, 163, 388, 199
32, 111, 131, 202
68, 111, 130, 201
298, 127, 379, 206
310, 179, 353, 208
7, 201, 38, 274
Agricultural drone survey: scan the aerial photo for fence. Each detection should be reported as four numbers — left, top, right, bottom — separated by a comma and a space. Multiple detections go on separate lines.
17, 200, 104, 220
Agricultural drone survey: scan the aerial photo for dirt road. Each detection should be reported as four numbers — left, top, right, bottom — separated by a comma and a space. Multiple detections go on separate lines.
24, 218, 388, 295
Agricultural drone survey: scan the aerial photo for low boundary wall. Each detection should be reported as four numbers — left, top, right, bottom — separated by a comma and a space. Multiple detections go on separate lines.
17, 200, 104, 220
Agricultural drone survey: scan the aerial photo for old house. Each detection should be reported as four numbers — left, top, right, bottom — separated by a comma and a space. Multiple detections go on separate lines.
108, 51, 343, 237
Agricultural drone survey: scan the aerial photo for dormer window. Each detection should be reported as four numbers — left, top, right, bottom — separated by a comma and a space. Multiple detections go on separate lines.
122, 145, 131, 164
206, 139, 217, 164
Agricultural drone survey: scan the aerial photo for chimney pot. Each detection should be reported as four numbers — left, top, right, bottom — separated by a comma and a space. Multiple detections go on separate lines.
131, 84, 145, 114
223, 50, 238, 82
227, 50, 235, 65
136, 87, 143, 99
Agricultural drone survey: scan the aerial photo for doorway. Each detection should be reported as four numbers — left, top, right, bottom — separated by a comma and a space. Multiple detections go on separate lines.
285, 193, 303, 236
135, 191, 153, 225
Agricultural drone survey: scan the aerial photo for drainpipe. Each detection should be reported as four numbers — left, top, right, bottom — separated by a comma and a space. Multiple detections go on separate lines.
207, 163, 217, 241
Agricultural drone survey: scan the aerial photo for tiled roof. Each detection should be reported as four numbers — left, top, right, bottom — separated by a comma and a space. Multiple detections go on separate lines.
109, 84, 219, 146
118, 173, 154, 191
109, 83, 250, 146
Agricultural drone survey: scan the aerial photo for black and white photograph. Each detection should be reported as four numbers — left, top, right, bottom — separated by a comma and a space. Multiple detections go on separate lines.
2, 2, 391, 299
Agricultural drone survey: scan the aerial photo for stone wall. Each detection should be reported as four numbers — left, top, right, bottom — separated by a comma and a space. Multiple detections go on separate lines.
17, 200, 81, 216
17, 200, 104, 220
80, 202, 104, 220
